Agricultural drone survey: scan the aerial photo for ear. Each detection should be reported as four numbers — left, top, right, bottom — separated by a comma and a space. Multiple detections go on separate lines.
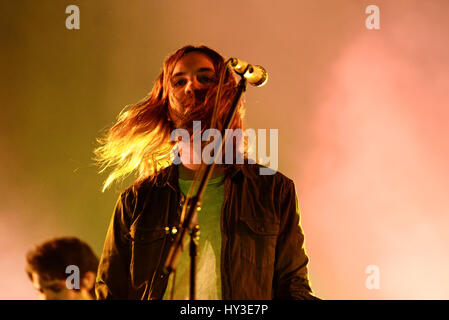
81, 271, 95, 291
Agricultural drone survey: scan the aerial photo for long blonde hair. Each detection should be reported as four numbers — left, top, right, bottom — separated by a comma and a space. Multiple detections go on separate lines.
94, 45, 246, 191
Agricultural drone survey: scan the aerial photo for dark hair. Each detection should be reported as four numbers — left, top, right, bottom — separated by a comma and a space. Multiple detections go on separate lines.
26, 237, 99, 297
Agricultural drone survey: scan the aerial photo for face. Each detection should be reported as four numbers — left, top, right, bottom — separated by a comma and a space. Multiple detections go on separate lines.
168, 51, 216, 126
31, 272, 93, 300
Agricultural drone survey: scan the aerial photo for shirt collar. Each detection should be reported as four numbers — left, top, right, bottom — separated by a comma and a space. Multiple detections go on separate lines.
157, 164, 245, 191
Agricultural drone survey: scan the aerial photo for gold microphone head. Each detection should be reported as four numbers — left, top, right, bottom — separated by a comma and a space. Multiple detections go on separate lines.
245, 65, 268, 87
229, 58, 268, 87
229, 58, 248, 74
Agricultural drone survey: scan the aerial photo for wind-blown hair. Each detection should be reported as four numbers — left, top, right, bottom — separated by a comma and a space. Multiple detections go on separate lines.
94, 45, 247, 191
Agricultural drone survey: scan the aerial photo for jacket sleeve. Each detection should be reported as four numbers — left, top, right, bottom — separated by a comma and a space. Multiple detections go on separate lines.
273, 178, 319, 300
95, 190, 134, 300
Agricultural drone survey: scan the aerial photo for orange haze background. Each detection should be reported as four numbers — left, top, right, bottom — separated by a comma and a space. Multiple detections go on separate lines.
0, 0, 448, 299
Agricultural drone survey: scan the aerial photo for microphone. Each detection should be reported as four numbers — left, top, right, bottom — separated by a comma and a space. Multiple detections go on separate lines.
229, 58, 268, 87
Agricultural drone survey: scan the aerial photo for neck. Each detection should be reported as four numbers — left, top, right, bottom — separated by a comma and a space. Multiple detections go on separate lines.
179, 163, 224, 180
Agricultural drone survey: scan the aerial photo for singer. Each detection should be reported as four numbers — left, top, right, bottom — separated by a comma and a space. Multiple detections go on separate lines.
94, 45, 318, 300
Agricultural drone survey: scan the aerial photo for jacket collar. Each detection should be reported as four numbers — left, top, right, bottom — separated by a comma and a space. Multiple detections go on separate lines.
155, 164, 246, 191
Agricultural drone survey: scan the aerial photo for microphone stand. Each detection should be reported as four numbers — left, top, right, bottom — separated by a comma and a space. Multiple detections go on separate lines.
163, 73, 248, 300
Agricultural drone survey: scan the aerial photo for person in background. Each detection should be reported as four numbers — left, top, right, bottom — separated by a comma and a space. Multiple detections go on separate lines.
26, 236, 99, 300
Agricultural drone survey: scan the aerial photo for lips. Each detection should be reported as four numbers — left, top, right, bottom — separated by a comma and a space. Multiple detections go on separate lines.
175, 88, 207, 109
171, 90, 213, 131
193, 89, 208, 104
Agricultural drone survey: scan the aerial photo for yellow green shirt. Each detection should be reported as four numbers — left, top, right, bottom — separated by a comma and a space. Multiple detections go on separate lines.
163, 175, 224, 300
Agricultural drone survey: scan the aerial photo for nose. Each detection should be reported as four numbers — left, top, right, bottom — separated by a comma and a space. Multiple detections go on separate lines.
184, 78, 199, 96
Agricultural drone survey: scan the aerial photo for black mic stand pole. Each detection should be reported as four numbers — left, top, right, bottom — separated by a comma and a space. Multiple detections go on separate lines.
163, 74, 248, 300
